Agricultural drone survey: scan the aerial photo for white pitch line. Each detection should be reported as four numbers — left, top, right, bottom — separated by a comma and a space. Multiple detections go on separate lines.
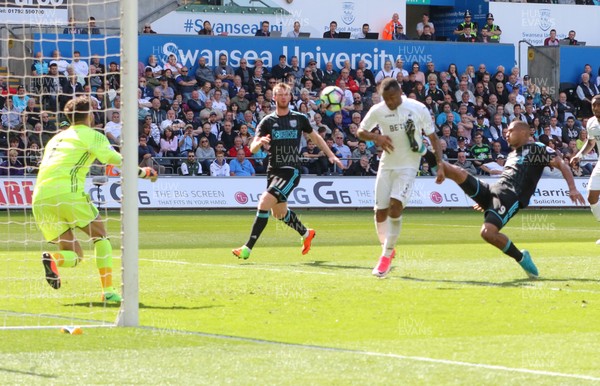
138, 325, 600, 382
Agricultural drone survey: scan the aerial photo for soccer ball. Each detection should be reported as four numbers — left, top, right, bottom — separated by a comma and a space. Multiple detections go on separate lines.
319, 86, 345, 115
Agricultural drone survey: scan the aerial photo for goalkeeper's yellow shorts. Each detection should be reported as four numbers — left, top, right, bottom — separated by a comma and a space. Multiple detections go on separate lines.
32, 192, 99, 242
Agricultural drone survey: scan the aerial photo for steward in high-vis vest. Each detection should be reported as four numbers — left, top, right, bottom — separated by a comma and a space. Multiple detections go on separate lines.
481, 13, 502, 43
453, 10, 478, 39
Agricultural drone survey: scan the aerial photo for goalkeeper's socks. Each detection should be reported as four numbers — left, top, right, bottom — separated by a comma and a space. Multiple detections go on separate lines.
280, 209, 307, 236
95, 238, 114, 289
246, 210, 269, 249
53, 250, 79, 267
502, 239, 523, 261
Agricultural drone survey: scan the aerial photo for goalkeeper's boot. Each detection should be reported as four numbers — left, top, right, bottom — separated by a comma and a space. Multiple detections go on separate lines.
405, 119, 427, 155
102, 288, 122, 303
42, 252, 61, 289
232, 245, 251, 260
372, 249, 395, 278
518, 250, 539, 279
302, 229, 316, 255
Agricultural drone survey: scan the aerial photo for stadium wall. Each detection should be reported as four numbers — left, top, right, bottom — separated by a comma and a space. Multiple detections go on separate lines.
0, 177, 590, 209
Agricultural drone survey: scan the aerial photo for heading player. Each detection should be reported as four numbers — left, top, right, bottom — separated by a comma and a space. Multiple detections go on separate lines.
571, 95, 600, 243
32, 96, 157, 302
358, 78, 444, 278
438, 121, 585, 278
232, 82, 343, 260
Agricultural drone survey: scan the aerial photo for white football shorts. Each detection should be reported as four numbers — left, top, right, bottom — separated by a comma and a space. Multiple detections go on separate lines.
588, 163, 600, 191
374, 168, 416, 210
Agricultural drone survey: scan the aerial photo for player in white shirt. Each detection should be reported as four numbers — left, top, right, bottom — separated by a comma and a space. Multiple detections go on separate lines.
571, 95, 600, 244
358, 78, 444, 277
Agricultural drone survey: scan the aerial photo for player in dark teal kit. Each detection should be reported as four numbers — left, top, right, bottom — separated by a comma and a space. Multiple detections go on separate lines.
437, 121, 585, 278
232, 83, 343, 260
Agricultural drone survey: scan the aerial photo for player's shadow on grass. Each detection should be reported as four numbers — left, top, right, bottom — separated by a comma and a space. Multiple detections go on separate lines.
0, 367, 57, 379
399, 276, 536, 288
138, 303, 224, 310
65, 303, 223, 310
401, 276, 599, 287
302, 261, 370, 270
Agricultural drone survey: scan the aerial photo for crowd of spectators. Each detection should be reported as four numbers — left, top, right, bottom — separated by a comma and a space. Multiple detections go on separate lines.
1, 10, 599, 178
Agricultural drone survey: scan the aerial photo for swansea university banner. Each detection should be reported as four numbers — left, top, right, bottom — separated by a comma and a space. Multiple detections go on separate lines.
34, 34, 515, 75
138, 35, 514, 76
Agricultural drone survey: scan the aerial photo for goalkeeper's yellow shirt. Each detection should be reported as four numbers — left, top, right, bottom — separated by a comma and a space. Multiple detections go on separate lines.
33, 124, 122, 201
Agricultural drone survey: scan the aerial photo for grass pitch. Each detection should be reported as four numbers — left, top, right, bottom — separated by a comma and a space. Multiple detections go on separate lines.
1, 209, 600, 384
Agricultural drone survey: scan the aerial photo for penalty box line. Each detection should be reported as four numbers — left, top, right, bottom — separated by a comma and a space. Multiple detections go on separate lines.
138, 325, 600, 382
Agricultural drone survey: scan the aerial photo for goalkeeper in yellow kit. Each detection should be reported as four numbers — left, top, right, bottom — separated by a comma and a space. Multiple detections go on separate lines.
32, 96, 157, 302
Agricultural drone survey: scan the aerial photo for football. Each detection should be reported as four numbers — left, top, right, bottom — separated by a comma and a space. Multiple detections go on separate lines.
319, 86, 345, 115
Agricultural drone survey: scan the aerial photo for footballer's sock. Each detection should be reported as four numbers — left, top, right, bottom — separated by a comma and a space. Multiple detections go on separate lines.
591, 202, 600, 221
383, 216, 402, 257
246, 210, 269, 249
281, 209, 307, 236
502, 239, 523, 262
95, 238, 114, 289
52, 250, 79, 268
459, 177, 478, 197
375, 216, 388, 246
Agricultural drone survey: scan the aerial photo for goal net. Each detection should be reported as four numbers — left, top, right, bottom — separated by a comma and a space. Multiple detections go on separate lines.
0, 0, 139, 329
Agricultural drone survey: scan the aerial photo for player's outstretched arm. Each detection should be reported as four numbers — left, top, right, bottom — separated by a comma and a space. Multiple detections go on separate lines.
427, 133, 445, 183
571, 138, 596, 166
550, 154, 585, 205
308, 131, 344, 170
250, 134, 270, 154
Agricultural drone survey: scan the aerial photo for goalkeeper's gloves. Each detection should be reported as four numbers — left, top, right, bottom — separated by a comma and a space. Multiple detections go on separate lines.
138, 167, 158, 182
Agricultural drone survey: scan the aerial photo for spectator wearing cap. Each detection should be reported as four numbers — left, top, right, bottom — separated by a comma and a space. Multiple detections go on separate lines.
142, 23, 157, 34
480, 154, 505, 176
382, 13, 400, 40
393, 24, 408, 40
453, 10, 478, 39
481, 13, 501, 43
12, 85, 30, 112
474, 114, 492, 142
416, 13, 435, 37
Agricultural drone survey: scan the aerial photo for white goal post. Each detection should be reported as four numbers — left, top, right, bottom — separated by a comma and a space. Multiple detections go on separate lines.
0, 0, 139, 329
